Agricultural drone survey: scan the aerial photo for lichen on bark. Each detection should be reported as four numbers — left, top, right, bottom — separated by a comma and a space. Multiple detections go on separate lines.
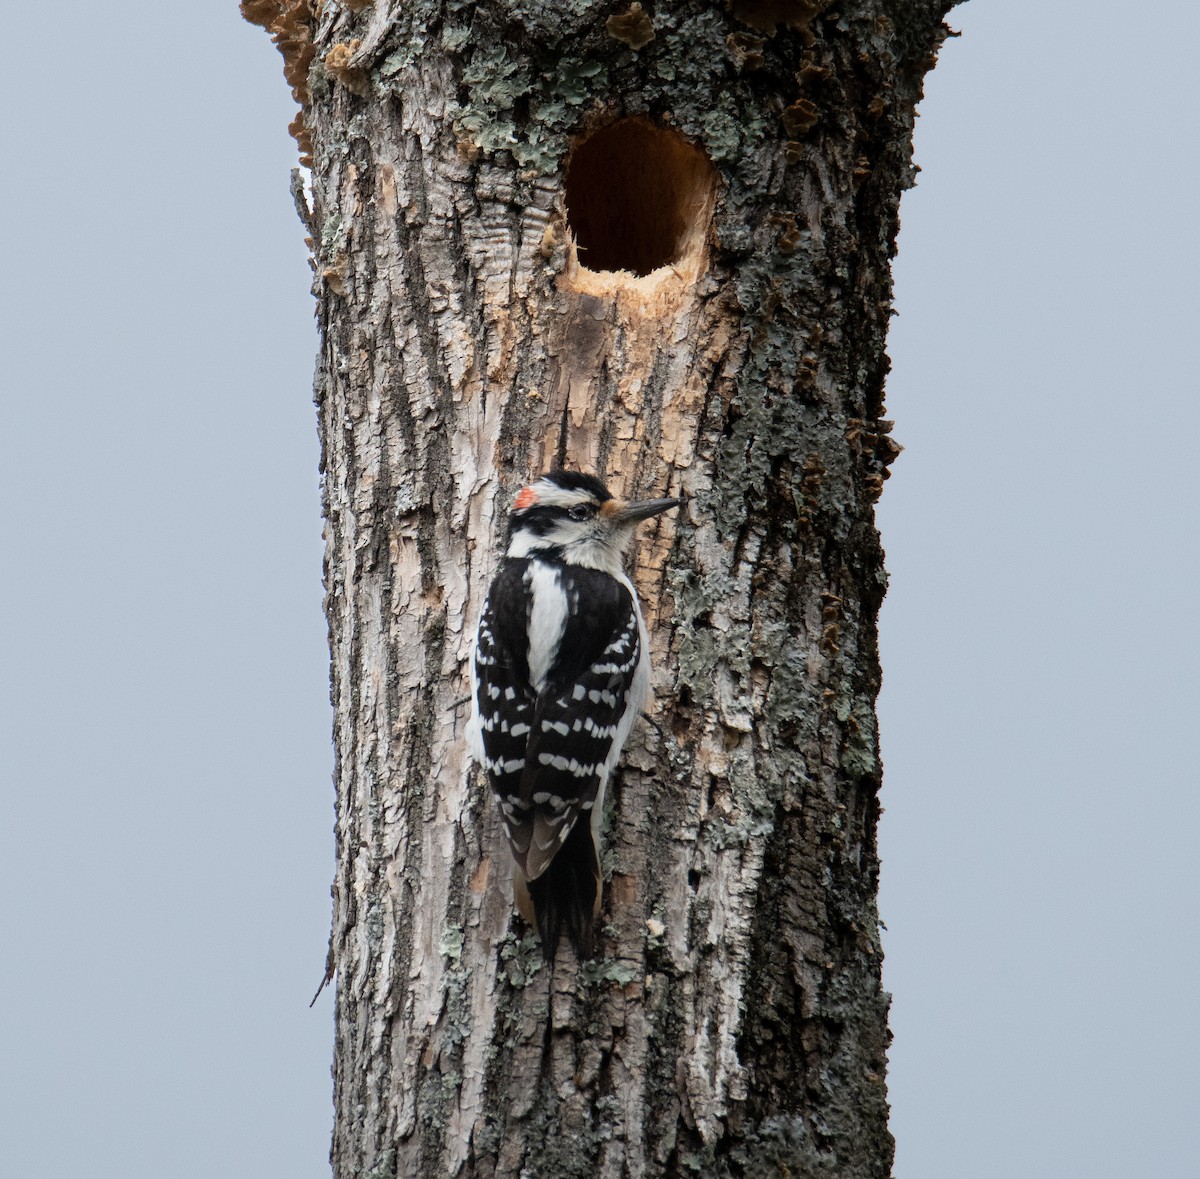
245, 0, 958, 1175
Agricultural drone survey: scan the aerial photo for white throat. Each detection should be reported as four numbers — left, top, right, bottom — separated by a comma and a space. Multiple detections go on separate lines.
507, 526, 630, 576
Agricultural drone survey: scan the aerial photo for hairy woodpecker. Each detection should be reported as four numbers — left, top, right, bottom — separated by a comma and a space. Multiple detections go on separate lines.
468, 470, 679, 961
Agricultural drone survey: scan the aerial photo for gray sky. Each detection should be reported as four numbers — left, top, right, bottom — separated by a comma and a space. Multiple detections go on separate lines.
2, 3, 1196, 1177
880, 3, 1199, 1176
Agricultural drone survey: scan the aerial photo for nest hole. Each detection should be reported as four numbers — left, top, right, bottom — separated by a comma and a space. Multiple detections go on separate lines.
564, 118, 716, 278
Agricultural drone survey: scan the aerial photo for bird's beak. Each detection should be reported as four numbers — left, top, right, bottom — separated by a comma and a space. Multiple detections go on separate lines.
606, 496, 682, 524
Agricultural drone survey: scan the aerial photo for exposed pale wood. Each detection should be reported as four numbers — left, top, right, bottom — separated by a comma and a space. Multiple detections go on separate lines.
247, 1, 956, 1174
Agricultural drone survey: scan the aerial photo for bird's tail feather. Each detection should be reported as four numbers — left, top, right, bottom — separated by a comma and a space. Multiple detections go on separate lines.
524, 818, 600, 962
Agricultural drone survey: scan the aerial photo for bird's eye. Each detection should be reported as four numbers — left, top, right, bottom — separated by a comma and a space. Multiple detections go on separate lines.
568, 504, 593, 521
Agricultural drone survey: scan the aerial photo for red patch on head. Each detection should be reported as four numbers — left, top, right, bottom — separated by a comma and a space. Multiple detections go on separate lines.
513, 486, 539, 511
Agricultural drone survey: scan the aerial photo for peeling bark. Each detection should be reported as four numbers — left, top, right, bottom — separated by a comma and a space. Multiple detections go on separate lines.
246, 1, 956, 1175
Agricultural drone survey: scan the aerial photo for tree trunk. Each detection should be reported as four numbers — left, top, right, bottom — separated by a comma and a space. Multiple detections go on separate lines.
245, 1, 954, 1175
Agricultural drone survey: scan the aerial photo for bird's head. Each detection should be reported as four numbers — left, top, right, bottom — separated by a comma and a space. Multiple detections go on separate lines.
505, 470, 680, 572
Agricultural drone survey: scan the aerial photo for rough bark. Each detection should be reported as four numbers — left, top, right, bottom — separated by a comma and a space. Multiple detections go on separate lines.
245, 1, 955, 1175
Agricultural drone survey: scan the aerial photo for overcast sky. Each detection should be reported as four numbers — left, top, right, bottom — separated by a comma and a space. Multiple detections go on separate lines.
2, 3, 1196, 1177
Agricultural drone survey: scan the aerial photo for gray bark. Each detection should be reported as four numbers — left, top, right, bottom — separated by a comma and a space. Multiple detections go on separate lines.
245, 1, 956, 1175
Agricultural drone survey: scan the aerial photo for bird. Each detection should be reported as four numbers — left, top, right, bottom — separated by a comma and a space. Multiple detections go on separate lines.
468, 469, 680, 961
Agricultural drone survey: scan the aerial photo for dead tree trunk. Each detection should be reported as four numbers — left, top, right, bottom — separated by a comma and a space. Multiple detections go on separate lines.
245, 1, 954, 1175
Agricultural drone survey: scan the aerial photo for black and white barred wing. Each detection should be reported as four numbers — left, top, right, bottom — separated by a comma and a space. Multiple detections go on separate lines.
471, 589, 538, 859
519, 591, 643, 881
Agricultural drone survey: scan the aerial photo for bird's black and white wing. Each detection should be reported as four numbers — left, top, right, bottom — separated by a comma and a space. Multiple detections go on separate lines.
472, 561, 645, 878
470, 561, 538, 858
517, 565, 644, 880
